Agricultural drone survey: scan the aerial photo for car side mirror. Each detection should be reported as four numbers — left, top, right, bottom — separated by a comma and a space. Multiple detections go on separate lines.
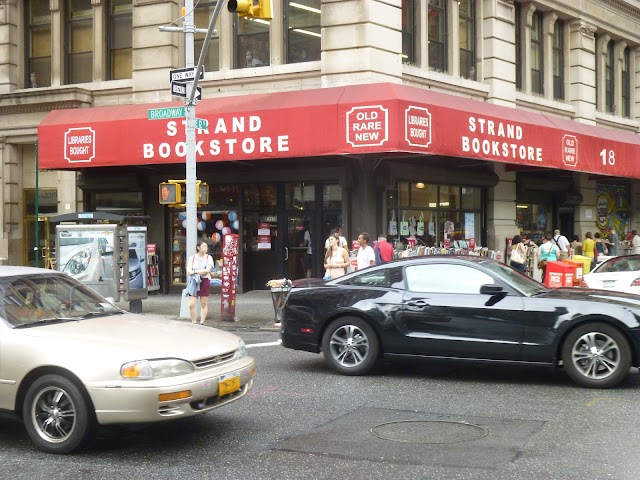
480, 284, 504, 295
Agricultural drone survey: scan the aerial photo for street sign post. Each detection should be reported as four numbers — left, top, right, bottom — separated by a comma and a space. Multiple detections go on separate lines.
147, 106, 186, 120
169, 66, 204, 83
171, 82, 202, 100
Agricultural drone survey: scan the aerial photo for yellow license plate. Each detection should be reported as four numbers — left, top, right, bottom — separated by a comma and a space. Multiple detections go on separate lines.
218, 376, 241, 396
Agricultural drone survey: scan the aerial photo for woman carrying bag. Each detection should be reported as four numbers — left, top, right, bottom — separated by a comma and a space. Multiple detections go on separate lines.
537, 234, 559, 282
186, 242, 214, 325
509, 235, 527, 273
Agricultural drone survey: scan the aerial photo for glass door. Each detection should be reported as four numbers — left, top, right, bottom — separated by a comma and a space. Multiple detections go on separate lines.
285, 213, 313, 280
23, 216, 55, 268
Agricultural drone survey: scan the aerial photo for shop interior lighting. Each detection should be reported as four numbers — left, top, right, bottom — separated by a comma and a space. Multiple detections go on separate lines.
516, 204, 530, 209
292, 28, 321, 37
290, 2, 321, 14
415, 182, 425, 189
250, 18, 271, 25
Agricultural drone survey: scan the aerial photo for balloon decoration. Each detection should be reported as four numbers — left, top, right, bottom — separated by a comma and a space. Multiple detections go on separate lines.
222, 226, 231, 235
178, 212, 187, 221
232, 220, 240, 230
228, 211, 238, 222
197, 221, 206, 231
212, 233, 221, 242
182, 220, 187, 229
215, 220, 224, 230
201, 211, 211, 221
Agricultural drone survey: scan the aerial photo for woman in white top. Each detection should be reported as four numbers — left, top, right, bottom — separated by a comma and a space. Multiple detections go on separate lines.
187, 242, 214, 325
323, 234, 350, 279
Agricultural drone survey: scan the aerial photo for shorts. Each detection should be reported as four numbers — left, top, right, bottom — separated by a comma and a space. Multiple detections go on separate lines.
197, 277, 211, 297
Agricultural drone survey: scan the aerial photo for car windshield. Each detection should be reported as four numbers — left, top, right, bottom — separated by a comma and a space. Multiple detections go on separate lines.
593, 256, 640, 274
480, 260, 549, 296
0, 273, 122, 328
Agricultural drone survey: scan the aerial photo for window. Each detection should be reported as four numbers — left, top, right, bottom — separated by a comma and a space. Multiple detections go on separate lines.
458, 0, 475, 79
605, 41, 614, 113
67, 0, 93, 84
193, 0, 219, 72
552, 20, 564, 100
286, 0, 321, 64
235, 17, 270, 68
402, 0, 415, 64
108, 0, 132, 80
622, 47, 630, 117
530, 11, 543, 95
515, 3, 521, 90
405, 264, 493, 294
428, 0, 447, 72
26, 0, 51, 88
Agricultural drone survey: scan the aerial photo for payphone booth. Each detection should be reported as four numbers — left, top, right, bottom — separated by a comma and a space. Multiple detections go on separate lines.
51, 213, 148, 310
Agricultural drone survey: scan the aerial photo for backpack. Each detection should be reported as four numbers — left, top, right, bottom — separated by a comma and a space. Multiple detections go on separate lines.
374, 243, 383, 265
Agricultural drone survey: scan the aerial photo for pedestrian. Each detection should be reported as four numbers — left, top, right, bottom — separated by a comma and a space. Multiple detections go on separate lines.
583, 232, 596, 261
608, 228, 619, 256
186, 241, 214, 325
323, 233, 350, 279
356, 232, 376, 270
522, 235, 537, 277
594, 232, 608, 256
570, 235, 583, 256
300, 220, 312, 278
537, 234, 559, 281
374, 235, 394, 264
552, 229, 570, 261
508, 235, 527, 273
632, 230, 640, 254
324, 227, 348, 250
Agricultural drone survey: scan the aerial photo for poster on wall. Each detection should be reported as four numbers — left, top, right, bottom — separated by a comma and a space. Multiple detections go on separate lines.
596, 184, 629, 235
127, 226, 148, 290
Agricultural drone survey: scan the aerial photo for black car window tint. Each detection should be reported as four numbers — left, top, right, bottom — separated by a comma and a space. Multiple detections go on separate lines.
351, 270, 389, 287
405, 264, 493, 294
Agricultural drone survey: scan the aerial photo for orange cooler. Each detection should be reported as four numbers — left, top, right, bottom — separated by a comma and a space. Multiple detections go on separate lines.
563, 259, 584, 286
545, 261, 575, 288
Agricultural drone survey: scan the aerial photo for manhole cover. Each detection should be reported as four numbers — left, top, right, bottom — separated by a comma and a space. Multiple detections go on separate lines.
370, 420, 488, 444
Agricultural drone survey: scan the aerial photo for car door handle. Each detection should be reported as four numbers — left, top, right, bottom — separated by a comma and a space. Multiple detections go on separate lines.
406, 300, 429, 310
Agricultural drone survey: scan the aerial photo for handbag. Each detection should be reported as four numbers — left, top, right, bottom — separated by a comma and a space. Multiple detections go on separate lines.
538, 259, 547, 270
510, 245, 525, 264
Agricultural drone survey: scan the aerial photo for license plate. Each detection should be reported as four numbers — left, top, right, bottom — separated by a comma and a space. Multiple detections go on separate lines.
603, 280, 616, 287
218, 376, 241, 396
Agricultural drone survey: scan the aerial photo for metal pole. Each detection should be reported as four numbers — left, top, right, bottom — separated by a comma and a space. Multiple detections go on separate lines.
35, 140, 39, 268
184, 0, 197, 263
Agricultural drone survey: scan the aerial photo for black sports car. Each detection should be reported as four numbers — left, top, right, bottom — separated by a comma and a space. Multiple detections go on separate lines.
280, 255, 640, 388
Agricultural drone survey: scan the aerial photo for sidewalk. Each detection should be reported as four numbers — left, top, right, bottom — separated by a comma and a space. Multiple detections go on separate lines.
116, 290, 280, 331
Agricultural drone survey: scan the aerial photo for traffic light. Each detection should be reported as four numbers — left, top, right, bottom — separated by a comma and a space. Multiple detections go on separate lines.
198, 182, 209, 205
227, 0, 272, 20
159, 182, 181, 205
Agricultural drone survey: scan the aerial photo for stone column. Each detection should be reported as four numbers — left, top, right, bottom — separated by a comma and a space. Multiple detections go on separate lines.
270, 0, 284, 65
482, 0, 516, 107
447, 0, 458, 76
417, 0, 427, 68
542, 12, 557, 101
595, 33, 610, 113
51, 0, 63, 86
0, 136, 6, 262
613, 41, 627, 116
219, 5, 234, 70
568, 20, 597, 125
519, 2, 536, 94
321, 0, 402, 87
572, 173, 597, 240
92, 0, 104, 81
349, 157, 378, 238
630, 47, 638, 120
487, 163, 518, 252
0, 0, 17, 93
132, 0, 180, 102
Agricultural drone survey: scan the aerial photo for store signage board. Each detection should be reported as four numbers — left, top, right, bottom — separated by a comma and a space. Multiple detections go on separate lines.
171, 82, 202, 101
147, 107, 185, 120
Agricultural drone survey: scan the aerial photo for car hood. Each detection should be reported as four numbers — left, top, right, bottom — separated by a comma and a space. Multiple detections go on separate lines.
17, 313, 242, 361
538, 287, 640, 307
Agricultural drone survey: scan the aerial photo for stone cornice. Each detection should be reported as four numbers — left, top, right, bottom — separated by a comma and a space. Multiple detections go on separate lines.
600, 0, 640, 20
0, 87, 93, 115
0, 101, 86, 116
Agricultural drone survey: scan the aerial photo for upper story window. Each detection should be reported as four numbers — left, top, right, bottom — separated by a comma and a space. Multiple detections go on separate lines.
530, 11, 543, 95
552, 20, 564, 100
108, 0, 132, 80
605, 41, 614, 113
26, 0, 51, 88
195, 0, 220, 72
402, 0, 415, 64
458, 0, 475, 79
67, 0, 93, 84
286, 0, 321, 63
234, 17, 270, 68
622, 47, 630, 117
428, 0, 447, 72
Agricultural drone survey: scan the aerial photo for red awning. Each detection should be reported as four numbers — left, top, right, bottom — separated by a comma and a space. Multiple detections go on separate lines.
37, 82, 640, 178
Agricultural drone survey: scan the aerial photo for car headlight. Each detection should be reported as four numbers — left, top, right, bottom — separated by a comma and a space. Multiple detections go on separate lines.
121, 359, 195, 380
234, 339, 247, 359
63, 248, 93, 275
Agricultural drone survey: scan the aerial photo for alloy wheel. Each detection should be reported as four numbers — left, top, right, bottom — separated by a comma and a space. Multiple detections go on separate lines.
30, 386, 77, 444
329, 324, 370, 368
571, 332, 620, 380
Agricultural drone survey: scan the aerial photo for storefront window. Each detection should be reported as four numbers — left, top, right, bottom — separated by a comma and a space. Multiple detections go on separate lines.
244, 184, 277, 210
286, 183, 315, 210
515, 203, 551, 244
91, 191, 143, 215
24, 189, 58, 215
387, 182, 483, 248
322, 184, 342, 209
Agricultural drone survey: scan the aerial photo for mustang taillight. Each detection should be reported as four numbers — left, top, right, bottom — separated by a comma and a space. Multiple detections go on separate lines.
630, 278, 640, 287
300, 327, 314, 334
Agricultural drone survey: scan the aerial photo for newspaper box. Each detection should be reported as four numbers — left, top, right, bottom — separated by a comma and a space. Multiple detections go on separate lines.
545, 261, 575, 288
572, 254, 593, 275
563, 259, 584, 286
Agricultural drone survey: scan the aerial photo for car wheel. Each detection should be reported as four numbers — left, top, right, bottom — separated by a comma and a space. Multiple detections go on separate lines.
23, 374, 95, 454
561, 323, 631, 389
322, 317, 379, 375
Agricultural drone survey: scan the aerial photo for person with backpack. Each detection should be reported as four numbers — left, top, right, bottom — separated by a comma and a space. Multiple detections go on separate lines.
374, 235, 394, 264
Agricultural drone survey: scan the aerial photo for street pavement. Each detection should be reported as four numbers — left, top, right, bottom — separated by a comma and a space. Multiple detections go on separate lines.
116, 290, 280, 331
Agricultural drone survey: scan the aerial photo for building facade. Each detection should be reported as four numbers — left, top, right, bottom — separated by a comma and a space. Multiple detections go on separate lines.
1, 0, 640, 292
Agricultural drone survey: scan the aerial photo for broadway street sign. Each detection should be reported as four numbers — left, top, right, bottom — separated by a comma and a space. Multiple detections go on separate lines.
147, 106, 185, 120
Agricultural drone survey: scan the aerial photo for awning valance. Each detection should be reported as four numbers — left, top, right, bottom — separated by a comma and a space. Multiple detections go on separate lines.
37, 82, 640, 178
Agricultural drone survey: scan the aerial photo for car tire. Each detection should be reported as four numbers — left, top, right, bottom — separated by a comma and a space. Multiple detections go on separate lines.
322, 317, 379, 375
23, 374, 95, 454
561, 322, 631, 389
